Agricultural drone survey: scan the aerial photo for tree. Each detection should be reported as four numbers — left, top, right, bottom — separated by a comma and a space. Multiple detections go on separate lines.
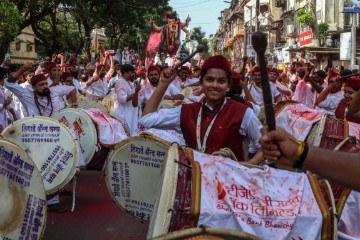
190, 27, 209, 52
209, 37, 218, 55
0, 0, 23, 62
296, 0, 320, 47
102, 1, 169, 55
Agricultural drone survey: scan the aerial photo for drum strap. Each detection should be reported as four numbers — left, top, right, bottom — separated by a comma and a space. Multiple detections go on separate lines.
196, 99, 227, 152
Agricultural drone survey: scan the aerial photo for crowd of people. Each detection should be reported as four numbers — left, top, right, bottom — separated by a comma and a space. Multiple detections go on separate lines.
1, 46, 360, 237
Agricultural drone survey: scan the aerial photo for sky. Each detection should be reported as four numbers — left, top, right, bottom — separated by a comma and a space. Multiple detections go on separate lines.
168, 0, 230, 38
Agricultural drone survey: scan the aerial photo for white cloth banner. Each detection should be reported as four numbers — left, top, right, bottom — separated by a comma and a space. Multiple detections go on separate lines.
194, 151, 323, 239
276, 104, 325, 141
338, 191, 360, 239
348, 121, 360, 140
82, 108, 128, 145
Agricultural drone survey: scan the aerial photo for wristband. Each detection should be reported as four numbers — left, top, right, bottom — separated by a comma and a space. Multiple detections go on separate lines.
293, 143, 309, 169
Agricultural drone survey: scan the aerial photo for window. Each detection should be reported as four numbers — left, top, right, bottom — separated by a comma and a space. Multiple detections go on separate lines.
16, 42, 21, 51
27, 44, 33, 52
344, 13, 360, 27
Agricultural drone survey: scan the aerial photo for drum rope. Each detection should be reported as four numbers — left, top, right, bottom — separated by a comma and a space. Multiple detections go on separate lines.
71, 175, 77, 212
212, 147, 238, 161
324, 179, 338, 240
174, 160, 192, 169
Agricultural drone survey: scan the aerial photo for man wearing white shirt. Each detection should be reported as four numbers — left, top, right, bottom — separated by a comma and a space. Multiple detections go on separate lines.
85, 55, 114, 101
305, 70, 328, 108
0, 67, 13, 130
114, 64, 141, 135
141, 66, 184, 104
315, 72, 344, 114
171, 66, 191, 92
6, 68, 77, 117
247, 66, 281, 105
164, 54, 174, 67
5, 65, 77, 213
154, 52, 162, 66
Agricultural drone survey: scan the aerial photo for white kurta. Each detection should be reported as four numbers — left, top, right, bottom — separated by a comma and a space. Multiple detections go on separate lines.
0, 86, 8, 128
114, 77, 142, 135
316, 90, 344, 114
140, 83, 183, 104
247, 82, 280, 105
139, 105, 262, 154
85, 77, 108, 100
5, 79, 74, 116
170, 77, 185, 92
292, 80, 307, 105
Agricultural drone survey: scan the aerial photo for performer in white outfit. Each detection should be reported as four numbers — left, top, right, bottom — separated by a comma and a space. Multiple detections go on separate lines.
0, 67, 13, 130
85, 55, 114, 101
141, 66, 184, 104
113, 64, 141, 135
5, 63, 78, 213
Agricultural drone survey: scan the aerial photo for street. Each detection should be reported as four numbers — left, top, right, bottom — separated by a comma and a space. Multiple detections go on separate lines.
43, 170, 149, 240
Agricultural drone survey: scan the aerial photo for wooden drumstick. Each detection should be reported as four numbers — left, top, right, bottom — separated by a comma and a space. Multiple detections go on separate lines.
241, 56, 248, 82
252, 31, 276, 131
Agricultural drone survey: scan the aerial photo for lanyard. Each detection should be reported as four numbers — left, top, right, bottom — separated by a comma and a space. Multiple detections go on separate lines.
196, 99, 227, 152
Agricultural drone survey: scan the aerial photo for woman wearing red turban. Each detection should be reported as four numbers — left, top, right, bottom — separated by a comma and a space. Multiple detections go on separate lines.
335, 77, 360, 123
139, 55, 262, 161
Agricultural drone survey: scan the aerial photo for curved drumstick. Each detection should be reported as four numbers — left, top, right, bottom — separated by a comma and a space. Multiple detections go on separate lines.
252, 31, 276, 131
174, 44, 205, 69
164, 45, 205, 78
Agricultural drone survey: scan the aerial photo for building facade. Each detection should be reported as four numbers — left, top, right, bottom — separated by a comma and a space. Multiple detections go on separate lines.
215, 0, 360, 69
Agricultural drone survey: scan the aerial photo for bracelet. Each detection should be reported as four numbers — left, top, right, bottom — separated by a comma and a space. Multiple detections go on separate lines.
293, 143, 309, 169
68, 103, 78, 107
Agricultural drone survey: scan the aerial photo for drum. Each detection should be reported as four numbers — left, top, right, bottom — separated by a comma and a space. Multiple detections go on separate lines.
149, 145, 333, 239
52, 108, 129, 166
76, 94, 87, 102
159, 100, 182, 109
101, 93, 115, 116
0, 139, 47, 240
151, 227, 260, 240
182, 87, 193, 99
2, 117, 79, 195
105, 129, 184, 221
306, 115, 348, 148
76, 99, 109, 114
275, 102, 325, 141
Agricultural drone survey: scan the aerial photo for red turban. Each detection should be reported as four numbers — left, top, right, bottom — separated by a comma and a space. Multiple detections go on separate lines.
147, 66, 160, 75
61, 71, 72, 78
64, 63, 73, 71
345, 77, 360, 89
201, 55, 231, 74
269, 67, 279, 75
96, 64, 106, 70
231, 71, 241, 88
328, 72, 339, 79
30, 74, 47, 86
296, 67, 306, 75
48, 62, 59, 72
252, 66, 260, 73
179, 66, 192, 75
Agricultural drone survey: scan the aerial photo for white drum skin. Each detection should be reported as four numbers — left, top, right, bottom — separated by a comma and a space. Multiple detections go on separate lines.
0, 139, 47, 240
2, 117, 79, 195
